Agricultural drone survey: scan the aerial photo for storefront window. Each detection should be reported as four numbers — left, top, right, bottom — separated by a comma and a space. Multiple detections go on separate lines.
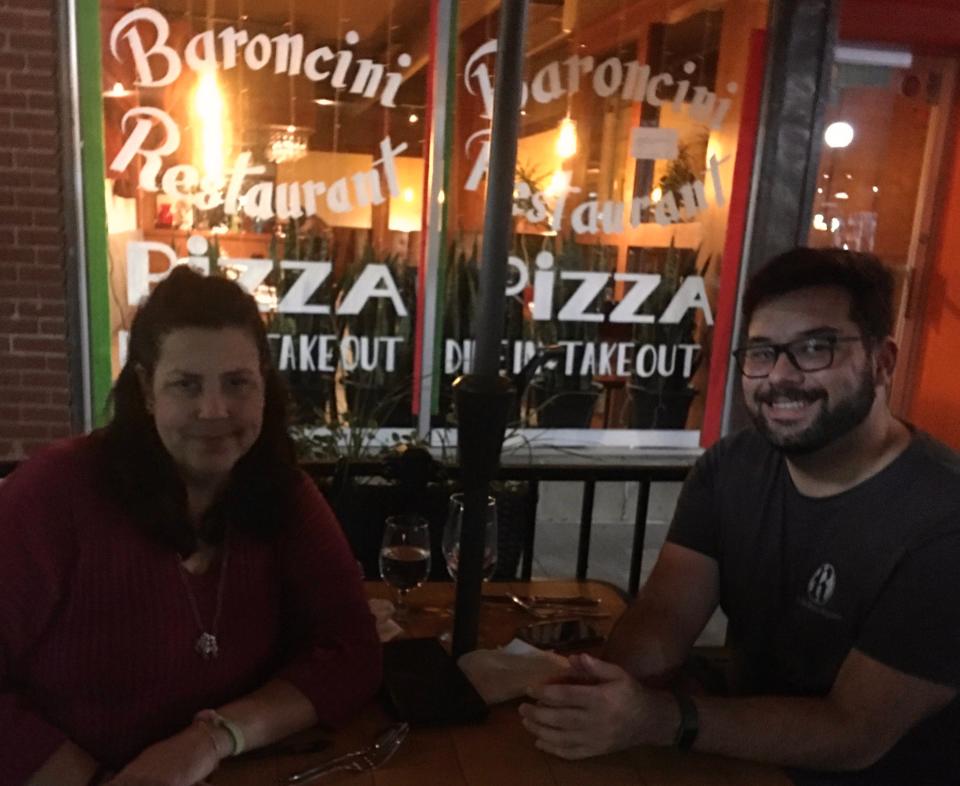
89, 0, 767, 451
438, 0, 768, 447
99, 0, 428, 432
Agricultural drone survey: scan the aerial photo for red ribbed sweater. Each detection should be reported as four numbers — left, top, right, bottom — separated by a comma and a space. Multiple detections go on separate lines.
0, 436, 382, 785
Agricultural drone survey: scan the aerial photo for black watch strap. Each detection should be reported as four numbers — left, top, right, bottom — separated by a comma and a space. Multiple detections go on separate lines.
671, 690, 699, 752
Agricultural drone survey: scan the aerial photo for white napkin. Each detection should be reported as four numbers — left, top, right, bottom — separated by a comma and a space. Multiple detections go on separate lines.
457, 638, 570, 704
368, 598, 404, 642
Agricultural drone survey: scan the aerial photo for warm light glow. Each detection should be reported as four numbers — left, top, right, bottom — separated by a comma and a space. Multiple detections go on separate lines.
556, 117, 578, 159
830, 217, 841, 232
193, 68, 229, 185
835, 192, 849, 200
314, 98, 336, 106
813, 213, 828, 231
437, 190, 446, 205
817, 187, 824, 194
651, 186, 663, 202
546, 170, 569, 198
402, 187, 415, 203
408, 113, 419, 124
872, 186, 879, 193
824, 121, 855, 149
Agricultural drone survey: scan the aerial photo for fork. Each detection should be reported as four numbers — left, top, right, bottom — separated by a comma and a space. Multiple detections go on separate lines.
284, 722, 409, 784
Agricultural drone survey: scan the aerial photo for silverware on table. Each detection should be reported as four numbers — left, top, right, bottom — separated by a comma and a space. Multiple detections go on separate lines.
283, 722, 409, 784
507, 593, 610, 620
483, 594, 602, 607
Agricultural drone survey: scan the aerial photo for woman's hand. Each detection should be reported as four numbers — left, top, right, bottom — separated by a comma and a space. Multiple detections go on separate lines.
105, 723, 221, 786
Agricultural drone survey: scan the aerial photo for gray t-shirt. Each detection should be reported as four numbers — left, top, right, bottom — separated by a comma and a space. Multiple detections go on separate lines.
668, 428, 960, 784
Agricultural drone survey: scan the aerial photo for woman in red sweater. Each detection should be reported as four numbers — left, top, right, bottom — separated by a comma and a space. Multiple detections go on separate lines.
0, 267, 382, 786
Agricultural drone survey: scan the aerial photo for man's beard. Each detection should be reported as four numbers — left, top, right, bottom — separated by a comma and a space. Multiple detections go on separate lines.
749, 366, 877, 456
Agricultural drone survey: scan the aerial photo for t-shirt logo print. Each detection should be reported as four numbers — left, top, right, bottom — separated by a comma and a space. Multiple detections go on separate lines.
807, 563, 837, 606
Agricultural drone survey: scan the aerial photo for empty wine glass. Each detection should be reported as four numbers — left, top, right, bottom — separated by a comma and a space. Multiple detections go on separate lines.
442, 493, 497, 581
379, 514, 431, 619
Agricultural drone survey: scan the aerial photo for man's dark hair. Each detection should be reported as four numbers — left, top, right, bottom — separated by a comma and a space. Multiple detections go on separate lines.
100, 265, 298, 556
742, 247, 895, 342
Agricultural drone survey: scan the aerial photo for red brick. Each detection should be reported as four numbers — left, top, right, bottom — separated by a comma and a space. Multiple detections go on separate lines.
20, 371, 67, 387
1, 247, 36, 264
0, 129, 29, 146
20, 404, 69, 421
0, 314, 38, 332
49, 389, 69, 406
33, 248, 64, 266
5, 209, 35, 226
12, 335, 65, 354
19, 301, 65, 317
0, 422, 52, 439
0, 353, 47, 370
0, 265, 17, 283
44, 355, 67, 372
0, 53, 26, 70
38, 317, 64, 334
0, 11, 26, 30
14, 190, 58, 208
0, 92, 27, 109
0, 170, 31, 187
25, 54, 54, 72
0, 406, 20, 422
14, 32, 54, 52
29, 172, 59, 189
8, 73, 51, 92
0, 442, 14, 458
13, 150, 56, 168
16, 228, 61, 246
12, 111, 56, 131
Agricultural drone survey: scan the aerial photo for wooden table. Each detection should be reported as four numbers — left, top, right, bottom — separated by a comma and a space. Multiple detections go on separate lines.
215, 581, 791, 786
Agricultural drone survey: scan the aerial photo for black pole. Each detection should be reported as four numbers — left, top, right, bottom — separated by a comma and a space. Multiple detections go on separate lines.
452, 0, 529, 658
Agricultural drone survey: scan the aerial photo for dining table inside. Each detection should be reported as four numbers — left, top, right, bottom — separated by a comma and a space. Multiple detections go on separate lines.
214, 580, 792, 786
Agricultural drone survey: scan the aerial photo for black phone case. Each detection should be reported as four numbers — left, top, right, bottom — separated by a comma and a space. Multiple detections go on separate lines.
381, 637, 489, 726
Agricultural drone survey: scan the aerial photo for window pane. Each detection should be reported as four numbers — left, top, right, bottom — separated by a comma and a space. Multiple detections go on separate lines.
100, 0, 428, 435
441, 0, 767, 444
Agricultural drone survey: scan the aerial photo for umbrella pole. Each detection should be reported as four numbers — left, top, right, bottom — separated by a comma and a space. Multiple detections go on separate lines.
452, 0, 529, 658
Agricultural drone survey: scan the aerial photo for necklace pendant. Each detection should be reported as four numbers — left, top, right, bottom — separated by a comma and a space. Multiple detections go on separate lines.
195, 632, 219, 659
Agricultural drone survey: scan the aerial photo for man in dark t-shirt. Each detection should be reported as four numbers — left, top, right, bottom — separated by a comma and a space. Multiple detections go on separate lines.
520, 248, 960, 784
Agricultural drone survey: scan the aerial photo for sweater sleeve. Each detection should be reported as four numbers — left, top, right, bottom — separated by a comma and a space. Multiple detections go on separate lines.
273, 474, 382, 728
0, 446, 79, 784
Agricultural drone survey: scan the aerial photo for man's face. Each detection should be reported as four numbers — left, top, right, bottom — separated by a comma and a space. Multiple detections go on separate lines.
741, 286, 877, 455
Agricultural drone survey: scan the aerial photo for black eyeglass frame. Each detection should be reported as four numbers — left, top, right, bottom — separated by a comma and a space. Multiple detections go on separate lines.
731, 335, 865, 378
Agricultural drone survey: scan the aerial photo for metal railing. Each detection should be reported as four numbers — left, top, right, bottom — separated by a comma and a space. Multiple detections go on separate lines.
0, 457, 693, 596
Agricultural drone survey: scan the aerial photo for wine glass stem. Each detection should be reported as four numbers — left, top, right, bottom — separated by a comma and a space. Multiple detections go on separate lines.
395, 588, 408, 620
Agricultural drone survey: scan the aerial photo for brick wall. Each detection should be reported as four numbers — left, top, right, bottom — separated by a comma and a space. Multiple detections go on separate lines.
0, 0, 74, 460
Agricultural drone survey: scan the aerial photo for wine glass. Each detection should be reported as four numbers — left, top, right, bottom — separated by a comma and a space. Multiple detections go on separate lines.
379, 514, 432, 619
442, 493, 497, 581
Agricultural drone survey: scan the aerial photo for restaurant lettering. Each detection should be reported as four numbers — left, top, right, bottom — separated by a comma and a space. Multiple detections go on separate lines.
110, 9, 410, 107
465, 39, 736, 128
128, 241, 712, 326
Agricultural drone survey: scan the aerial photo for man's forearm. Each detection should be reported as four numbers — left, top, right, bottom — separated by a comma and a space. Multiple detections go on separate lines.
603, 603, 692, 682
684, 693, 884, 772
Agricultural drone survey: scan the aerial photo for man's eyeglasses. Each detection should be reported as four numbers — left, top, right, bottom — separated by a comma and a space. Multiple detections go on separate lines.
732, 336, 863, 379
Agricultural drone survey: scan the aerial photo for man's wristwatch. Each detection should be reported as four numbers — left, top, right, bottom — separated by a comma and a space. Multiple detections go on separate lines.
671, 690, 699, 752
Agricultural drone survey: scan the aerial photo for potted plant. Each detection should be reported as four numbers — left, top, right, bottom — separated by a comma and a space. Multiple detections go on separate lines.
628, 240, 711, 429
525, 234, 610, 428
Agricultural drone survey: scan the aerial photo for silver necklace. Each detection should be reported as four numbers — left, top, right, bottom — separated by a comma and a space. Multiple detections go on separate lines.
175, 536, 230, 660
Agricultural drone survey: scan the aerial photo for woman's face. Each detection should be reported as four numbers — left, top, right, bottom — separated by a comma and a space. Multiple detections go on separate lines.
141, 326, 265, 489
